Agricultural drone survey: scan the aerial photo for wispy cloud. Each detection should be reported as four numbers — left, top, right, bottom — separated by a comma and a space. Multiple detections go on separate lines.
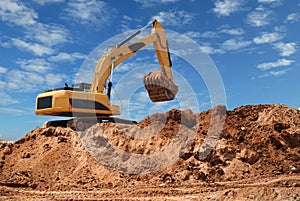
0, 66, 8, 74
10, 38, 54, 56
48, 52, 86, 62
273, 42, 296, 56
253, 32, 283, 44
0, 92, 18, 105
184, 34, 251, 54
32, 0, 64, 5
25, 23, 71, 47
246, 6, 273, 27
133, 0, 178, 7
0, 0, 38, 26
64, 0, 115, 26
152, 10, 194, 26
184, 31, 219, 39
199, 44, 223, 54
120, 15, 143, 32
218, 26, 245, 36
258, 0, 280, 3
221, 38, 251, 51
212, 0, 245, 17
286, 13, 300, 23
17, 59, 51, 73
4, 69, 67, 92
257, 58, 295, 70
44, 73, 68, 86
260, 69, 290, 78
0, 1, 72, 59
257, 0, 283, 6
0, 107, 25, 114
187, 25, 245, 40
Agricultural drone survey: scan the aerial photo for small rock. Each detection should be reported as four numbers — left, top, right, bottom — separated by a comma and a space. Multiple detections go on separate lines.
57, 136, 67, 143
238, 148, 260, 165
21, 152, 31, 158
194, 171, 207, 181
3, 146, 12, 155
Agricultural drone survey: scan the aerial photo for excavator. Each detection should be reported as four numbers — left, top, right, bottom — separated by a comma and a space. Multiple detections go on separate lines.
35, 20, 178, 130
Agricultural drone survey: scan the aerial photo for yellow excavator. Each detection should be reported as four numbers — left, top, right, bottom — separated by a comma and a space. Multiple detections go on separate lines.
35, 20, 178, 130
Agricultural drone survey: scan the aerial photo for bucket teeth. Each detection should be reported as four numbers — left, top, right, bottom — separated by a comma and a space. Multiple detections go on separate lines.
143, 71, 178, 102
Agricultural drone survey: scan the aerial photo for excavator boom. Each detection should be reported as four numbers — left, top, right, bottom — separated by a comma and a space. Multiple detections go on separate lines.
90, 20, 178, 102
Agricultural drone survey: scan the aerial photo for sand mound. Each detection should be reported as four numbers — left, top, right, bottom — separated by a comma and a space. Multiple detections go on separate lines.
0, 104, 299, 198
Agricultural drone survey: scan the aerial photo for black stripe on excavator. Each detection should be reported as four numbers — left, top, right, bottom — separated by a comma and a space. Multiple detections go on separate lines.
128, 42, 145, 53
168, 49, 172, 67
69, 99, 109, 111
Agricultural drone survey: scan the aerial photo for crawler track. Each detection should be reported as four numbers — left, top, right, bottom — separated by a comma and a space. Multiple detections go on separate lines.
43, 116, 137, 131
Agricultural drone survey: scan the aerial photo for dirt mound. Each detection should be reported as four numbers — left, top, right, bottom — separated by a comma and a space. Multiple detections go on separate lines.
0, 104, 299, 199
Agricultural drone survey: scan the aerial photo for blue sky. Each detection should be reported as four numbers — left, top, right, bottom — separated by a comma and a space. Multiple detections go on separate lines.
0, 0, 299, 140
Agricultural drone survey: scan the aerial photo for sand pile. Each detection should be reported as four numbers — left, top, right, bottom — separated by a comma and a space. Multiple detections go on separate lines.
0, 104, 299, 192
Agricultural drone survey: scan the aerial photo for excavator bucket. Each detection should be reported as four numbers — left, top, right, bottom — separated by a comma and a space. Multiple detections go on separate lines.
143, 71, 178, 102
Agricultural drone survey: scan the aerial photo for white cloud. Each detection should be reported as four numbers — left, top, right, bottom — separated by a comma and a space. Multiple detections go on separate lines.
221, 38, 251, 50
5, 70, 67, 92
246, 7, 273, 27
253, 32, 282, 44
260, 69, 290, 78
0, 81, 5, 89
200, 44, 223, 55
114, 62, 135, 73
45, 73, 67, 86
184, 31, 201, 38
273, 42, 296, 56
286, 13, 300, 23
153, 10, 194, 26
185, 31, 219, 39
133, 0, 178, 7
257, 0, 282, 6
0, 67, 8, 74
64, 0, 114, 26
258, 0, 279, 3
120, 15, 143, 32
200, 31, 219, 38
0, 91, 18, 105
11, 38, 54, 56
0, 108, 25, 114
212, 0, 245, 16
257, 59, 295, 70
26, 23, 71, 47
48, 52, 86, 62
219, 27, 245, 35
6, 70, 44, 91
0, 0, 38, 26
32, 0, 64, 5
16, 59, 51, 73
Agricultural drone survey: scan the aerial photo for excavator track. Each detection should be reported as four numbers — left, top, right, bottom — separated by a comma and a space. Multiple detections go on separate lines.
144, 71, 178, 102
43, 117, 137, 131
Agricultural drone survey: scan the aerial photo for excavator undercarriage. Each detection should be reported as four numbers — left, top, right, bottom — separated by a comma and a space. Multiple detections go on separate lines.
43, 116, 137, 131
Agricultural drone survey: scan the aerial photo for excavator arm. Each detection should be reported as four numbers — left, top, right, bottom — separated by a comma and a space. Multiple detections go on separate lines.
90, 20, 178, 102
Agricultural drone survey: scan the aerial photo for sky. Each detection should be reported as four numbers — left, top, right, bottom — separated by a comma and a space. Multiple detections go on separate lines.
0, 0, 299, 141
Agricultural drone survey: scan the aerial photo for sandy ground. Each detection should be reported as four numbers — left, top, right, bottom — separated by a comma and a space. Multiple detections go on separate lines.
0, 104, 299, 200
